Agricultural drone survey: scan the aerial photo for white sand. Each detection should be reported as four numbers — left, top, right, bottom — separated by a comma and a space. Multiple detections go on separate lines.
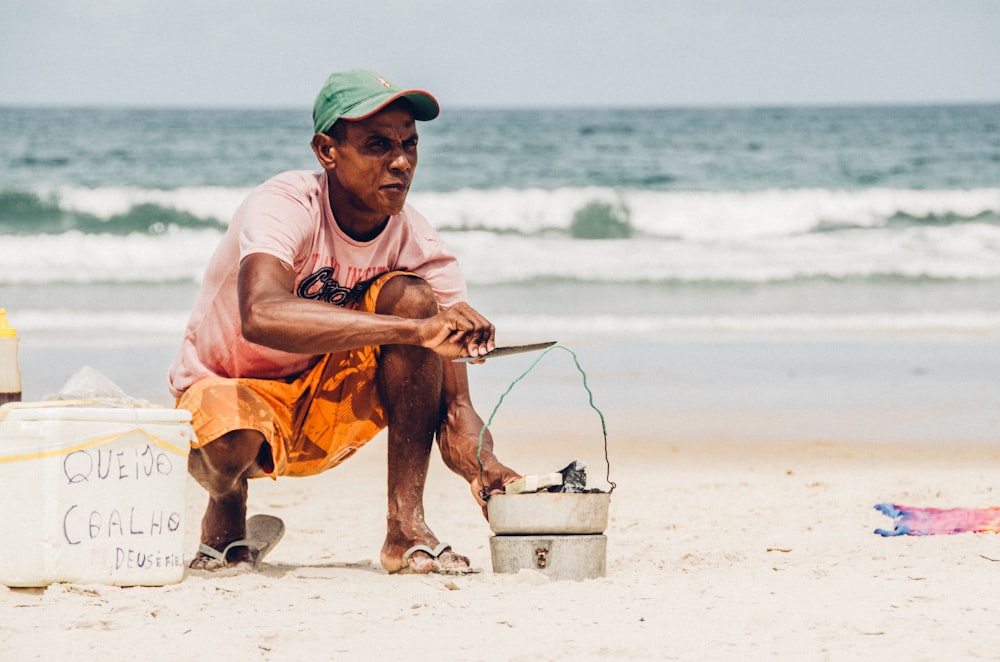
4, 425, 1000, 661
5, 331, 1000, 659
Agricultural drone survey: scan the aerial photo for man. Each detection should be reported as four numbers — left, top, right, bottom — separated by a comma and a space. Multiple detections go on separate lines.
168, 68, 519, 574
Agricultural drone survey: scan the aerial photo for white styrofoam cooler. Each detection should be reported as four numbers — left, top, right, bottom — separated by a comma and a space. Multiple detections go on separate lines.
0, 402, 193, 587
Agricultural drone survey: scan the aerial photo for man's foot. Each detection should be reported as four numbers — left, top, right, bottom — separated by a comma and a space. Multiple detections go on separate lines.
189, 536, 257, 570
189, 514, 286, 571
381, 538, 476, 575
189, 549, 252, 571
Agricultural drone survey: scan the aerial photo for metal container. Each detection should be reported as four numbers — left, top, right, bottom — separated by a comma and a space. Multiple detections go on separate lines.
487, 492, 610, 535
487, 492, 610, 579
490, 534, 607, 580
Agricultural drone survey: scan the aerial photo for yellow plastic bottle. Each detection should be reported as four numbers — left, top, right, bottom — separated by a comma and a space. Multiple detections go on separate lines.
0, 308, 22, 404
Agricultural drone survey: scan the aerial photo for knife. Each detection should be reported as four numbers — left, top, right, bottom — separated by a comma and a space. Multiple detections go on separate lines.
451, 341, 557, 362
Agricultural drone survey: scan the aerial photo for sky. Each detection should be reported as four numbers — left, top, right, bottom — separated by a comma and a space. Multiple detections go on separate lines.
2, 0, 998, 109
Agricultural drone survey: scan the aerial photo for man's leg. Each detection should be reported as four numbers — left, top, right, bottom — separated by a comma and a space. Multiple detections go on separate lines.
375, 275, 472, 573
188, 429, 271, 568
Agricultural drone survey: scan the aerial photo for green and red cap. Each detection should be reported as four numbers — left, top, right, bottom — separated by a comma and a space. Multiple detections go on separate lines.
312, 68, 440, 135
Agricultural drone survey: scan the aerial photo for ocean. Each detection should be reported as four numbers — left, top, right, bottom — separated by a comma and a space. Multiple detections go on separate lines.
2, 103, 1000, 437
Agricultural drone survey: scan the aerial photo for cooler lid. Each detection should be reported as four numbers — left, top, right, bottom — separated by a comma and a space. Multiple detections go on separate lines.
0, 401, 191, 424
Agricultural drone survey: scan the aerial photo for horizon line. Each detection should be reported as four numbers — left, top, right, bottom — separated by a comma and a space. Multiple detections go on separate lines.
1, 98, 998, 113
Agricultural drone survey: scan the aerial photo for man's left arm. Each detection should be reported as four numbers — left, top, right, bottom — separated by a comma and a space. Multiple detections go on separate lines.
437, 355, 520, 512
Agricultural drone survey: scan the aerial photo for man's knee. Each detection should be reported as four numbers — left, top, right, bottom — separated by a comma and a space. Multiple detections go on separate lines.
375, 274, 437, 319
188, 429, 270, 494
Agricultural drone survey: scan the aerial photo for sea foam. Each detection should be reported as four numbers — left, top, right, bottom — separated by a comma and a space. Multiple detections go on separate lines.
2, 186, 999, 285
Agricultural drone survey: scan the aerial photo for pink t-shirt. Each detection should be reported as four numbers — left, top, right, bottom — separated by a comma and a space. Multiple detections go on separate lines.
168, 170, 466, 397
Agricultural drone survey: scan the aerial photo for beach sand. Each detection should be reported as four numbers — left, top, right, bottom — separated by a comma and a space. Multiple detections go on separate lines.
3, 334, 1000, 660
4, 427, 1000, 658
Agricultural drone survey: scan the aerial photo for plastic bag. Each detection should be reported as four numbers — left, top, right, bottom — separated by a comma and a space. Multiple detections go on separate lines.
46, 366, 154, 407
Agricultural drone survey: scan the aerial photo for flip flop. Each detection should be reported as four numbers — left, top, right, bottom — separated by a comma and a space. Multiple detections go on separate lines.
195, 514, 286, 570
395, 542, 479, 575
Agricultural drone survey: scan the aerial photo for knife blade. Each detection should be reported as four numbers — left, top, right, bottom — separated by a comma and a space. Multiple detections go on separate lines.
451, 341, 557, 362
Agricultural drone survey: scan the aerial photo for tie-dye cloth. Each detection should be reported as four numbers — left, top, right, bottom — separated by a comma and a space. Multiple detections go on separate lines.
874, 503, 1000, 537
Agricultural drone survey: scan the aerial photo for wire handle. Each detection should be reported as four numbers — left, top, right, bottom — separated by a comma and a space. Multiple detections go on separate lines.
476, 344, 616, 500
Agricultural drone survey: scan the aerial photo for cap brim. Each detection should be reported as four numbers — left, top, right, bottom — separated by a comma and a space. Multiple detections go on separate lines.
344, 90, 440, 122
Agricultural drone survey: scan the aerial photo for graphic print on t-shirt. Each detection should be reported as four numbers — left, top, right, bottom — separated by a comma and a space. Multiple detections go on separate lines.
296, 267, 381, 307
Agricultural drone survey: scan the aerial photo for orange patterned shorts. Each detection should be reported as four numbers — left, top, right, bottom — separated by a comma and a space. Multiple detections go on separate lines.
177, 271, 411, 478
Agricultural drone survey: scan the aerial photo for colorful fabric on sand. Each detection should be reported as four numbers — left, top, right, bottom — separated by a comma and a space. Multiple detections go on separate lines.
873, 503, 1000, 536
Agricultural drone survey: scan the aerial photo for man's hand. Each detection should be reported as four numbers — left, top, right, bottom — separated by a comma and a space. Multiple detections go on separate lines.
417, 302, 495, 359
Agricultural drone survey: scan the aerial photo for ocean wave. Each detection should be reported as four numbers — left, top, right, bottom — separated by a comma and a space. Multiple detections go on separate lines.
0, 229, 220, 284
0, 191, 228, 236
3, 223, 1000, 285
0, 187, 244, 235
442, 225, 1000, 284
496, 312, 1000, 337
414, 187, 1000, 239
0, 225, 1000, 285
12, 308, 1000, 344
2, 185, 1000, 286
1, 185, 998, 238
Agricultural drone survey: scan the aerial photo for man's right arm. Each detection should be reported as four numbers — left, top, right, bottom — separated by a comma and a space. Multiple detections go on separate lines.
237, 253, 494, 359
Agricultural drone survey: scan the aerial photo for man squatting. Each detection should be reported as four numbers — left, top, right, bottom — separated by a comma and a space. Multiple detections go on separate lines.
168, 69, 520, 574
